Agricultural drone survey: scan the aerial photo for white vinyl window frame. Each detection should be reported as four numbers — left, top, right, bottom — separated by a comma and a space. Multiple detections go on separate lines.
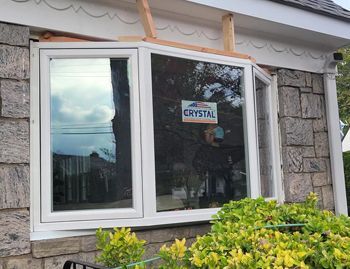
30, 41, 280, 234
253, 68, 283, 202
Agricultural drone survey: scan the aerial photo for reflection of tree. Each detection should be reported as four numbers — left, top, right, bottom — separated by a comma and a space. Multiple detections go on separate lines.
151, 54, 247, 209
110, 60, 132, 201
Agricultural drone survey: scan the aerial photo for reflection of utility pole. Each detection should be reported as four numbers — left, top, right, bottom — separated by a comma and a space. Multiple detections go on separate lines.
110, 59, 132, 202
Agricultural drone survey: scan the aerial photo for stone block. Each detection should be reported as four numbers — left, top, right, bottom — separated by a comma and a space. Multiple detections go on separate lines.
0, 164, 29, 209
0, 80, 29, 118
44, 254, 79, 269
6, 257, 42, 269
135, 230, 152, 244
0, 119, 29, 163
313, 118, 328, 133
0, 45, 29, 79
78, 251, 97, 264
0, 23, 29, 46
322, 185, 335, 210
32, 237, 80, 258
148, 227, 190, 244
80, 235, 96, 252
282, 147, 303, 173
301, 93, 322, 118
187, 224, 211, 238
300, 87, 312, 93
313, 187, 323, 209
144, 242, 165, 259
277, 69, 306, 87
282, 147, 315, 173
280, 118, 313, 146
278, 87, 301, 117
303, 158, 327, 173
0, 209, 30, 257
312, 74, 324, 94
312, 172, 329, 187
314, 132, 329, 157
284, 173, 313, 203
305, 73, 312, 87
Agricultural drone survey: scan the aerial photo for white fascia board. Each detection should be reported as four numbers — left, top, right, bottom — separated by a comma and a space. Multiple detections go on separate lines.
186, 0, 350, 41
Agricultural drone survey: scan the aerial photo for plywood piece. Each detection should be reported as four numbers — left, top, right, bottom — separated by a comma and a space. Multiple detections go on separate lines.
143, 37, 255, 61
136, 0, 157, 38
222, 14, 235, 52
118, 36, 144, 42
39, 32, 113, 42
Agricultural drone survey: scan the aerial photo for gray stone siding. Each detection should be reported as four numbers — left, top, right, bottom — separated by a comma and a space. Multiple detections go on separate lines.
277, 69, 334, 209
0, 21, 31, 267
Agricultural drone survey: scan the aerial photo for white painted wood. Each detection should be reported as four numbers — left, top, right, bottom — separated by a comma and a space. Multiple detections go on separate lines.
0, 0, 347, 73
30, 42, 41, 233
270, 74, 285, 203
186, 0, 350, 41
324, 73, 348, 215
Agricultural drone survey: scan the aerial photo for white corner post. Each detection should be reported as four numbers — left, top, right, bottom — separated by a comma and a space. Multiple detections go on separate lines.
324, 68, 348, 215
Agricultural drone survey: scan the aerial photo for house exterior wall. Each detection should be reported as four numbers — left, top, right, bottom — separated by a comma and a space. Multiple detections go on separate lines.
0, 22, 336, 268
277, 69, 334, 210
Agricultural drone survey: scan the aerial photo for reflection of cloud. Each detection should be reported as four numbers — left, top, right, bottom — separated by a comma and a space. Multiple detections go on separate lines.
50, 58, 118, 159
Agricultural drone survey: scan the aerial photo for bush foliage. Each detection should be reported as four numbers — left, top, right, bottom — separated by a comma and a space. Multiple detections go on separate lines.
96, 193, 350, 268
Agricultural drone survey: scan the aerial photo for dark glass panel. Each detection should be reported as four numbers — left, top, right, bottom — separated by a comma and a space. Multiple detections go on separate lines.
151, 53, 247, 212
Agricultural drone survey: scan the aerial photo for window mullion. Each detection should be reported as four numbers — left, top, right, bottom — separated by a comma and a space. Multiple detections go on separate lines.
138, 47, 157, 218
244, 65, 261, 198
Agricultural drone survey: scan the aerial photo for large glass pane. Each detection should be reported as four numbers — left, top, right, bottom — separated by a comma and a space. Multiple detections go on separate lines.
151, 53, 247, 212
255, 77, 274, 197
50, 58, 132, 211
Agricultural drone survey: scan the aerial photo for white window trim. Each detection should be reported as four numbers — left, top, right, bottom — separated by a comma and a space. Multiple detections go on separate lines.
30, 41, 281, 236
253, 68, 283, 202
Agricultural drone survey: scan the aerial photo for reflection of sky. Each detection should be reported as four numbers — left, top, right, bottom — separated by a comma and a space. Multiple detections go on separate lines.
50, 58, 116, 160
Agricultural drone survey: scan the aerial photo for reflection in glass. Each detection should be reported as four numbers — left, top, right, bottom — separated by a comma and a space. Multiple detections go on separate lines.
255, 77, 274, 197
50, 58, 132, 211
151, 54, 247, 212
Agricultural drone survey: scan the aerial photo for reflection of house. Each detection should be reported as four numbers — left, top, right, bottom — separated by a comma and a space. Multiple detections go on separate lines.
52, 152, 120, 210
1, 0, 350, 266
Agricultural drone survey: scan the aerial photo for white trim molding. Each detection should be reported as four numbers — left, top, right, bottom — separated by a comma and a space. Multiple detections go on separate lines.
0, 0, 348, 73
324, 71, 348, 215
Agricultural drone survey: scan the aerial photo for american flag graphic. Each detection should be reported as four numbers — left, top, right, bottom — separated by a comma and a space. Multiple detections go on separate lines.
188, 101, 210, 108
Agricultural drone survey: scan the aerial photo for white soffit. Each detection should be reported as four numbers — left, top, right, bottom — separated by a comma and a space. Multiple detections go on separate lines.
185, 0, 350, 42
0, 0, 349, 72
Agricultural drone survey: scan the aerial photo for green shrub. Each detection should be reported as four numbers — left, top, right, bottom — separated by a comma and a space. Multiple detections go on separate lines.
343, 151, 350, 215
96, 193, 350, 268
95, 227, 146, 268
159, 193, 350, 268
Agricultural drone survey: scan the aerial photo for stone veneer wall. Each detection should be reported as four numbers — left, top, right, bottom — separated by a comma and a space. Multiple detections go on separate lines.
277, 69, 335, 210
0, 22, 336, 269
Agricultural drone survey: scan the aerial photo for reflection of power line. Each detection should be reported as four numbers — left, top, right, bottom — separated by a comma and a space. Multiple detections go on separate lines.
52, 132, 113, 135
52, 126, 112, 130
52, 122, 111, 127
51, 75, 111, 77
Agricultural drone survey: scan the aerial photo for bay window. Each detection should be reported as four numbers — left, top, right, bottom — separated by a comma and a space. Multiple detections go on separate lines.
30, 42, 281, 232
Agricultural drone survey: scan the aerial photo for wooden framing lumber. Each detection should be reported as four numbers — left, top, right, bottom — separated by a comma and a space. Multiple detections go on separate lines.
143, 37, 255, 61
118, 36, 144, 42
39, 32, 113, 42
136, 0, 157, 38
222, 14, 235, 52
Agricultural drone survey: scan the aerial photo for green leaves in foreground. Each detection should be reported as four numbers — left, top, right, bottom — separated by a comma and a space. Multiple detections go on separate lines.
160, 193, 350, 268
96, 193, 350, 268
96, 227, 146, 268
